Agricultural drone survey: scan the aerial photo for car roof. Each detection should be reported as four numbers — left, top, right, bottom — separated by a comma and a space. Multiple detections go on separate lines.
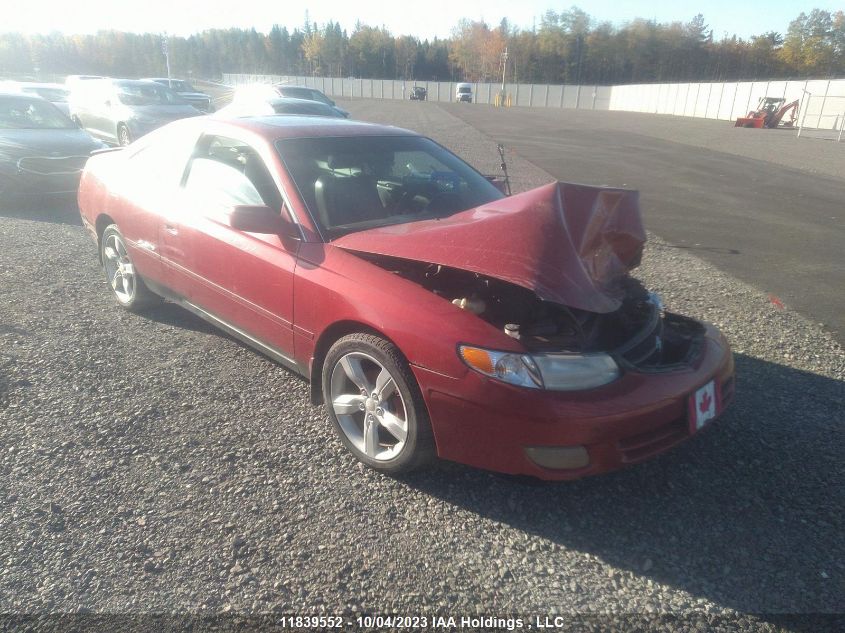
112, 79, 163, 86
3, 81, 66, 90
0, 90, 45, 100
267, 97, 332, 107
198, 114, 417, 140
274, 85, 331, 96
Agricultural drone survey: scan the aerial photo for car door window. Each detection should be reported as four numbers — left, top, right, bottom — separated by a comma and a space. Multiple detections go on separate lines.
122, 127, 199, 211
128, 126, 199, 186
183, 135, 283, 213
121, 125, 199, 205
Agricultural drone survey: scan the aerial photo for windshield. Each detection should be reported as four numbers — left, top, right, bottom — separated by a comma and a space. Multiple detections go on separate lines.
116, 82, 187, 106
458, 86, 471, 93
276, 135, 504, 239
154, 79, 191, 92
0, 96, 75, 129
22, 86, 69, 102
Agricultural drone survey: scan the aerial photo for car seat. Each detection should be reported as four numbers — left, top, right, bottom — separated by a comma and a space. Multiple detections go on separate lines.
313, 174, 384, 229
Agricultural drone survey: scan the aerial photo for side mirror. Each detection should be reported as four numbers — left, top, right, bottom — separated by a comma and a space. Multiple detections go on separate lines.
486, 176, 510, 195
230, 205, 299, 238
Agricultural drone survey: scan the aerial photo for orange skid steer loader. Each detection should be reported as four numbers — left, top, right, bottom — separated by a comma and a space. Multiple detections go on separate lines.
735, 97, 799, 128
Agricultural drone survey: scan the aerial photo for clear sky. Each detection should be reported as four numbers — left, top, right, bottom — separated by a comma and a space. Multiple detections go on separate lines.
4, 0, 840, 41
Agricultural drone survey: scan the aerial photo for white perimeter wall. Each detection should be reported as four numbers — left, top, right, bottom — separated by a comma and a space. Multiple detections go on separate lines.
610, 78, 845, 130
223, 74, 845, 130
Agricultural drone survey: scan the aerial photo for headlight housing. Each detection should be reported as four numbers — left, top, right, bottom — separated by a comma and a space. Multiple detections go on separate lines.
459, 345, 619, 391
459, 346, 543, 389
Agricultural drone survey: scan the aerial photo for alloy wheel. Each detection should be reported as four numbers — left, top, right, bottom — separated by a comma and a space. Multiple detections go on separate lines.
102, 233, 136, 304
329, 351, 409, 461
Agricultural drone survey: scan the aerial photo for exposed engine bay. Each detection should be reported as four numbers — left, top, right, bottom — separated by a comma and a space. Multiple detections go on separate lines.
360, 253, 704, 368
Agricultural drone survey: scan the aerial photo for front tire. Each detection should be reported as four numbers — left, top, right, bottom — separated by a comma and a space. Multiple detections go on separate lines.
322, 333, 435, 474
117, 124, 132, 146
100, 225, 158, 311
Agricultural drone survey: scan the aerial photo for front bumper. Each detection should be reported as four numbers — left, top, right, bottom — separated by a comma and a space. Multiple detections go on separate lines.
184, 98, 213, 112
413, 322, 735, 480
1, 158, 87, 195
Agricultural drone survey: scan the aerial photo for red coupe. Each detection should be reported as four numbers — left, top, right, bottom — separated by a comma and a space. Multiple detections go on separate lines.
78, 115, 734, 480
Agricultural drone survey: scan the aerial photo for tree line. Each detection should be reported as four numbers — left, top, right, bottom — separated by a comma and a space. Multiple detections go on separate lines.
1, 7, 843, 84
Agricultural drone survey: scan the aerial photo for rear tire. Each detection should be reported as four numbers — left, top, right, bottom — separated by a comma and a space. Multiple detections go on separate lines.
100, 224, 159, 312
322, 333, 435, 475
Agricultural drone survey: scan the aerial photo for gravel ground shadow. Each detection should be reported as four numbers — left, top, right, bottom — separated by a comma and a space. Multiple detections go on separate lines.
0, 196, 82, 226
140, 302, 218, 336
402, 352, 844, 620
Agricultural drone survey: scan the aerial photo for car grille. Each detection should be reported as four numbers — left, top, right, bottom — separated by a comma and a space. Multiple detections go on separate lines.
618, 375, 734, 463
618, 417, 688, 463
721, 376, 736, 407
17, 155, 88, 176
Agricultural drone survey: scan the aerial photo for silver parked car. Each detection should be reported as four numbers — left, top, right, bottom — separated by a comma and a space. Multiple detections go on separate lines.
68, 79, 202, 146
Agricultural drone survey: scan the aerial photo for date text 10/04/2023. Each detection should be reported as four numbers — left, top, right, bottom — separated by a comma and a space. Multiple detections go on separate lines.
355, 616, 527, 629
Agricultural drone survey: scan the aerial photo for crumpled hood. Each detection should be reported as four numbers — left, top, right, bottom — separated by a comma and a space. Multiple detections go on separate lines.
333, 181, 646, 314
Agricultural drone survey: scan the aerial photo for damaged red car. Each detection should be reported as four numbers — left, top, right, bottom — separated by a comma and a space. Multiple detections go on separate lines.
78, 116, 734, 480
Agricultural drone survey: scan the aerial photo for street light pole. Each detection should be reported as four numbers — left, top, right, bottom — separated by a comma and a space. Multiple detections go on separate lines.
162, 34, 172, 86
500, 46, 508, 95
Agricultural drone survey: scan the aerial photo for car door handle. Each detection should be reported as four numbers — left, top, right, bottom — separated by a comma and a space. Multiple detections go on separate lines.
164, 224, 178, 236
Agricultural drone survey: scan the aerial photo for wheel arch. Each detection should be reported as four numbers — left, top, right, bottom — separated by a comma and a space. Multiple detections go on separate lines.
94, 214, 117, 262
309, 320, 406, 405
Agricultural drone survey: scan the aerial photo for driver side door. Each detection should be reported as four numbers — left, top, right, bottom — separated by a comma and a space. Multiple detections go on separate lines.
160, 134, 300, 359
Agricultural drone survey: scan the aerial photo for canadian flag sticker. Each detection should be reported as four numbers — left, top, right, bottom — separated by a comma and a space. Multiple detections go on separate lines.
690, 380, 718, 432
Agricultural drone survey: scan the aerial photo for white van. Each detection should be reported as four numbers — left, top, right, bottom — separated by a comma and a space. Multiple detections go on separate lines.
456, 82, 473, 103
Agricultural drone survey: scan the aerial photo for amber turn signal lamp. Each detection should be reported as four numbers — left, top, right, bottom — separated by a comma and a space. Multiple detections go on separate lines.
459, 346, 495, 374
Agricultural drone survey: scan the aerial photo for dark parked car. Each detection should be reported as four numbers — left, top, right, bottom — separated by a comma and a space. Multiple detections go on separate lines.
68, 79, 202, 146
271, 85, 350, 117
2, 81, 72, 116
409, 86, 427, 101
78, 115, 734, 480
0, 91, 105, 198
215, 97, 344, 119
145, 78, 214, 112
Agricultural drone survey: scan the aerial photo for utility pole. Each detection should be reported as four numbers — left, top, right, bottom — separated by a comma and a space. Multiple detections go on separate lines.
500, 47, 508, 95
161, 34, 172, 86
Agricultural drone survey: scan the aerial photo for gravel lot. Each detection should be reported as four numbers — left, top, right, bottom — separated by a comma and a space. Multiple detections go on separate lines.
1, 101, 843, 631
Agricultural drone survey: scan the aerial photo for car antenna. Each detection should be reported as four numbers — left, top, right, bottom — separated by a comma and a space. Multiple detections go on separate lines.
497, 143, 511, 196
